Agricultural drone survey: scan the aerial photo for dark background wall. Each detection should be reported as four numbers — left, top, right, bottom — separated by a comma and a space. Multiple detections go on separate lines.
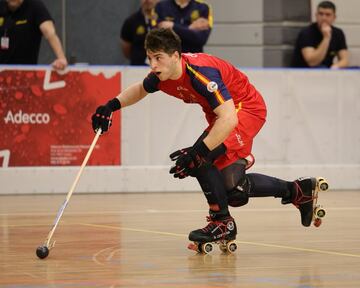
202, 0, 312, 67
263, 0, 311, 66
39, 0, 139, 65
38, 0, 312, 67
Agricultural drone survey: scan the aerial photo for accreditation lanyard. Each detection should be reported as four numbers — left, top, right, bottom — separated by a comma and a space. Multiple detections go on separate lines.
1, 14, 15, 50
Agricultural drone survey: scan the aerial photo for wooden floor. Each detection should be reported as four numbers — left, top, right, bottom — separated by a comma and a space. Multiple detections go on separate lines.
1, 190, 360, 288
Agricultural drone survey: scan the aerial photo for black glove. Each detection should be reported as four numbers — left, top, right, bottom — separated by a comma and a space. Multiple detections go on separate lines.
169, 147, 192, 179
91, 98, 121, 134
169, 141, 211, 179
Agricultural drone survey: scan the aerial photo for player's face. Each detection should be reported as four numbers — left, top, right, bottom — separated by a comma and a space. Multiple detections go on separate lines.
147, 50, 181, 81
6, 0, 23, 11
316, 7, 336, 27
141, 0, 158, 11
175, 0, 191, 6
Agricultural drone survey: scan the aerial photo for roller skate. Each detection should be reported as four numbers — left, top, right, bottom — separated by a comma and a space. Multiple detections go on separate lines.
187, 215, 238, 254
291, 177, 329, 227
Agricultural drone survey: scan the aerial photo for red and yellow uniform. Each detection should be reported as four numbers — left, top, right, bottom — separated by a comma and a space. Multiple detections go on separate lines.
143, 53, 267, 169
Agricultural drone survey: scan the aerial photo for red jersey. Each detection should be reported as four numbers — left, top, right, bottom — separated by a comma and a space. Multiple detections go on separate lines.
143, 52, 267, 168
143, 53, 267, 125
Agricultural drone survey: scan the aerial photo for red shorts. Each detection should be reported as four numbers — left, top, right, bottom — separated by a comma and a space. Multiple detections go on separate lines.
213, 107, 266, 170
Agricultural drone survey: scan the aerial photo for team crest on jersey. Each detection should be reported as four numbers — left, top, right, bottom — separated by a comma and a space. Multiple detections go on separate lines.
149, 12, 158, 28
207, 81, 218, 92
191, 10, 200, 21
136, 25, 146, 35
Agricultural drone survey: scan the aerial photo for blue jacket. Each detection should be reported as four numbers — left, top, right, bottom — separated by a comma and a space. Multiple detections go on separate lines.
154, 0, 212, 53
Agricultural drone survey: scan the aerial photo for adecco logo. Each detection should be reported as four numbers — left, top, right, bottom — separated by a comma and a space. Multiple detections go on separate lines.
3, 110, 50, 124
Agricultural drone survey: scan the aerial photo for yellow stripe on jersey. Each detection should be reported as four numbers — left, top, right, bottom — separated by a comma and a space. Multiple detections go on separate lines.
208, 4, 213, 28
194, 0, 213, 28
236, 102, 242, 112
186, 63, 225, 105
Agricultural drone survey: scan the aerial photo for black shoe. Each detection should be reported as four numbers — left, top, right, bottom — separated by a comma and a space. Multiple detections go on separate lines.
292, 177, 317, 227
188, 216, 237, 243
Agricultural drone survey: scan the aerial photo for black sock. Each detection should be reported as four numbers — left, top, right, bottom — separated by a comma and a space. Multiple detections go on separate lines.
247, 173, 293, 198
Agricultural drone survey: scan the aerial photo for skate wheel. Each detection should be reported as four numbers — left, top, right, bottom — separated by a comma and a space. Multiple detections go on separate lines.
315, 206, 326, 218
201, 242, 214, 254
226, 241, 237, 253
317, 177, 329, 191
314, 218, 322, 227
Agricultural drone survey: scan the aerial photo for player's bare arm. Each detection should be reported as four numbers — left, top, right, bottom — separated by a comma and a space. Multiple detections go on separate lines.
91, 82, 148, 133
115, 82, 148, 108
203, 99, 238, 150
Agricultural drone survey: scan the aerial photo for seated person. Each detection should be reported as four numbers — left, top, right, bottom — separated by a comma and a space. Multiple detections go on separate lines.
120, 0, 158, 65
292, 1, 348, 68
154, 0, 212, 53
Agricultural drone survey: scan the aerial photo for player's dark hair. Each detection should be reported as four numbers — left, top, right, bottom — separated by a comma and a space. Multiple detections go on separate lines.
145, 28, 182, 57
318, 1, 336, 12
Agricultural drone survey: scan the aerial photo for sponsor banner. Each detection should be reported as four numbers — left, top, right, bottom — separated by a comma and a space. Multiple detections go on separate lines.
0, 68, 121, 167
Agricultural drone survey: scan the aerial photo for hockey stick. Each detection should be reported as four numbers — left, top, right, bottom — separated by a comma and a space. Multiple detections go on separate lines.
36, 128, 102, 259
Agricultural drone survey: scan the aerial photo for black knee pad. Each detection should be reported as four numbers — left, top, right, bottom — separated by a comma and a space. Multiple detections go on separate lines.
227, 175, 251, 207
196, 164, 228, 211
221, 159, 250, 207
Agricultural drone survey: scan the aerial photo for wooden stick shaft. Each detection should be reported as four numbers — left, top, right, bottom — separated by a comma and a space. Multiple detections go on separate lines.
45, 129, 102, 247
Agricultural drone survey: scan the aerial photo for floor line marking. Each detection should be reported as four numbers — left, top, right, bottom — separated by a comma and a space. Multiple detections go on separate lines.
81, 222, 186, 237
1, 206, 360, 217
79, 222, 360, 259
92, 246, 118, 266
237, 241, 360, 258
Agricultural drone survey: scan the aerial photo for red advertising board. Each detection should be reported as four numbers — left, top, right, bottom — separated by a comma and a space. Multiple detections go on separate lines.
0, 68, 121, 167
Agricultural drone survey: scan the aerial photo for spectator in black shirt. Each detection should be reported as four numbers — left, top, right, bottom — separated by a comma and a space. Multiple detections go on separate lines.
154, 0, 212, 53
120, 0, 158, 66
292, 1, 348, 68
0, 0, 67, 69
